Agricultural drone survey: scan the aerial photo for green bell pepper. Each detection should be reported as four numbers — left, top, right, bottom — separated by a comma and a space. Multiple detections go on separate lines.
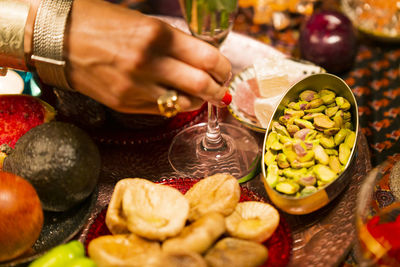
29, 241, 96, 267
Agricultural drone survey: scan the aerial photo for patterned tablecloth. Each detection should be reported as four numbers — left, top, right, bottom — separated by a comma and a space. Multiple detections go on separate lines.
231, 4, 400, 265
233, 7, 400, 169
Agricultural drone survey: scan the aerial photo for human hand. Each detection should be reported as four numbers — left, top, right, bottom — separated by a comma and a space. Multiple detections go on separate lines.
65, 0, 232, 115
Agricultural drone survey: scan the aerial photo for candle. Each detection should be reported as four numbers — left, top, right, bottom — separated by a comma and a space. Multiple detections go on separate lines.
0, 69, 24, 94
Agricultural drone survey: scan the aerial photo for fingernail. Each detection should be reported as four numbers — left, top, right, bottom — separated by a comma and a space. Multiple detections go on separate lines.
221, 91, 232, 106
223, 72, 233, 86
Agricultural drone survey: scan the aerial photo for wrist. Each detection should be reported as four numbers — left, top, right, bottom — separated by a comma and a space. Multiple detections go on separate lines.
31, 0, 74, 91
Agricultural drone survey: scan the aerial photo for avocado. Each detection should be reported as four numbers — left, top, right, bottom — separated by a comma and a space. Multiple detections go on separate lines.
3, 121, 101, 212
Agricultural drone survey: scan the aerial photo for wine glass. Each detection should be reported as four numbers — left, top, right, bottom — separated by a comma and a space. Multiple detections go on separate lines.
355, 160, 400, 266
168, 0, 260, 180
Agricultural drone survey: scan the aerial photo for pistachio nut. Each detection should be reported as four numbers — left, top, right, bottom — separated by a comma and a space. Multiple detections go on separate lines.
344, 122, 353, 130
324, 128, 340, 136
339, 143, 351, 165
326, 102, 337, 108
294, 118, 315, 129
287, 124, 300, 136
266, 164, 280, 188
314, 115, 336, 129
300, 186, 318, 196
343, 112, 352, 121
345, 130, 356, 148
284, 108, 305, 118
302, 112, 325, 120
282, 167, 308, 179
329, 156, 342, 174
288, 101, 308, 110
278, 134, 292, 144
320, 135, 335, 148
299, 90, 319, 102
304, 105, 327, 114
334, 128, 348, 145
313, 144, 329, 165
325, 148, 338, 156
325, 106, 340, 117
277, 153, 290, 169
305, 98, 324, 109
320, 89, 336, 97
266, 132, 278, 150
290, 160, 315, 169
298, 175, 317, 187
275, 180, 300, 195
321, 93, 336, 105
282, 143, 297, 163
336, 97, 351, 111
272, 122, 290, 137
333, 110, 344, 128
293, 128, 311, 140
298, 150, 315, 163
313, 164, 337, 183
264, 150, 277, 166
279, 114, 292, 124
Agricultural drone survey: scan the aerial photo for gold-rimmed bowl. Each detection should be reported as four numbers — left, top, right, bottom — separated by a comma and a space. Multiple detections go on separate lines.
228, 59, 325, 133
261, 73, 359, 215
342, 0, 400, 43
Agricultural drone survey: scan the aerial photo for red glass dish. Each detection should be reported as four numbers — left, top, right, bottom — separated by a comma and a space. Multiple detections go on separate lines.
84, 178, 292, 266
90, 104, 207, 145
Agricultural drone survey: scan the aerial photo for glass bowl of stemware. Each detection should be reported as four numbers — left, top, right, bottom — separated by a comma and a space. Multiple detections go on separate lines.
355, 160, 400, 266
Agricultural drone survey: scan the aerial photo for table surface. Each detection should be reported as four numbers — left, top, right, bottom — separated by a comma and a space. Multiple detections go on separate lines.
76, 1, 399, 266
76, 121, 371, 267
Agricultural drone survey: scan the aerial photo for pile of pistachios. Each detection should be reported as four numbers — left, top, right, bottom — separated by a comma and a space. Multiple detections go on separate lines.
264, 89, 356, 197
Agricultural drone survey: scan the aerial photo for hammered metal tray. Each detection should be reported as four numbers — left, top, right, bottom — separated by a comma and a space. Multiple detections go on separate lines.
77, 131, 370, 267
75, 17, 371, 266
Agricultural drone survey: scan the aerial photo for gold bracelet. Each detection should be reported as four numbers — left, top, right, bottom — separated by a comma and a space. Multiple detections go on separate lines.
31, 0, 74, 91
0, 0, 30, 70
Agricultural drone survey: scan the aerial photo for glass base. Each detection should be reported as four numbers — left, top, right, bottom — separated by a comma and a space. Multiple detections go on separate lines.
168, 122, 261, 180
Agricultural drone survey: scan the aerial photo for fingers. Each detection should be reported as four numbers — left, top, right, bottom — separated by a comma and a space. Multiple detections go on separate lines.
73, 65, 204, 115
135, 56, 229, 107
110, 88, 204, 115
167, 25, 232, 85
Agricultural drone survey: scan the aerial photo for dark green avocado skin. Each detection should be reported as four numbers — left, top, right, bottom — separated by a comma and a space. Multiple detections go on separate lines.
3, 121, 101, 212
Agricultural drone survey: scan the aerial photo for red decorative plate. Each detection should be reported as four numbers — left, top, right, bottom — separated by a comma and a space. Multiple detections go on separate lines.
89, 105, 207, 146
84, 178, 292, 267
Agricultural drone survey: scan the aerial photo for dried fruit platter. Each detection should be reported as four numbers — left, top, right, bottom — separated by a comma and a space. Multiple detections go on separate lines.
83, 178, 292, 267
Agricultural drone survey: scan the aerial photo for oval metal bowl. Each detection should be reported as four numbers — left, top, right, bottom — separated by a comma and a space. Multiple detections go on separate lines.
261, 73, 359, 215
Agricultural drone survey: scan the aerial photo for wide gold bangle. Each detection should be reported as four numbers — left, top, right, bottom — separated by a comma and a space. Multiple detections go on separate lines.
0, 0, 30, 70
31, 0, 74, 91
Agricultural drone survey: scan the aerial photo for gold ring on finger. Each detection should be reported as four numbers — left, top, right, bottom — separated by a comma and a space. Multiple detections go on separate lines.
157, 90, 181, 118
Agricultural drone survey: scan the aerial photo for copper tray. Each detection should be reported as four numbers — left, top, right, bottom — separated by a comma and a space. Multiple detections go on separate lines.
76, 17, 372, 267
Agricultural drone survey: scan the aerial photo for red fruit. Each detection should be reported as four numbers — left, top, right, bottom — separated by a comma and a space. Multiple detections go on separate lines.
0, 95, 55, 148
0, 171, 44, 262
299, 10, 357, 74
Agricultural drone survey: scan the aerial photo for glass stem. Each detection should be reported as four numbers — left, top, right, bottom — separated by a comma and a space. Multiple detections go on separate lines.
201, 102, 226, 151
